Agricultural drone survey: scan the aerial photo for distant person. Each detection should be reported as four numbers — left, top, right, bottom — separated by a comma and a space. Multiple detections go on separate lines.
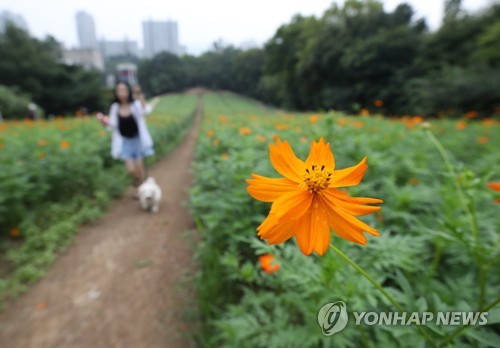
97, 81, 155, 198
27, 103, 36, 120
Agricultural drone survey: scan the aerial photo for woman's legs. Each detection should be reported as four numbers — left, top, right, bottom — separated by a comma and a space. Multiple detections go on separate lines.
125, 159, 143, 186
134, 157, 146, 184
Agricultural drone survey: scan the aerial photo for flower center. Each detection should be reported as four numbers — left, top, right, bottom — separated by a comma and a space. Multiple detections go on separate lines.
303, 164, 332, 194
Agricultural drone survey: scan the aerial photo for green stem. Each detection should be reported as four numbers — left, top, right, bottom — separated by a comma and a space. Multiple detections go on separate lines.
424, 129, 485, 307
438, 297, 500, 347
329, 244, 437, 347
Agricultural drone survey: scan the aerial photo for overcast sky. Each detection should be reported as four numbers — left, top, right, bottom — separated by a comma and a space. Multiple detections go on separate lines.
1, 0, 495, 55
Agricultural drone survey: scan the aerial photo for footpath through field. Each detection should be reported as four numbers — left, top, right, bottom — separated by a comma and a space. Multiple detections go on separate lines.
0, 94, 204, 348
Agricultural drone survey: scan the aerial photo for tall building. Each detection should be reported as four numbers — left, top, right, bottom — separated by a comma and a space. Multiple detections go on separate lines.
0, 11, 29, 33
76, 11, 97, 49
142, 20, 180, 58
99, 38, 140, 59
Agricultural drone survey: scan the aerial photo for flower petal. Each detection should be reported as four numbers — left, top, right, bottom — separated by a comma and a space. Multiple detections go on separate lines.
269, 139, 305, 182
324, 189, 383, 216
268, 187, 313, 221
257, 212, 296, 244
321, 193, 380, 244
488, 182, 500, 191
246, 174, 298, 202
295, 196, 330, 255
305, 137, 335, 170
329, 157, 368, 187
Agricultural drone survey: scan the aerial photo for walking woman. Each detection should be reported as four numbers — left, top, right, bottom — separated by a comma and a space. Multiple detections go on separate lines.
97, 81, 154, 196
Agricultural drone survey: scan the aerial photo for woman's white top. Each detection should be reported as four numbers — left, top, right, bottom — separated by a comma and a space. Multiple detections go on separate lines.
108, 100, 154, 159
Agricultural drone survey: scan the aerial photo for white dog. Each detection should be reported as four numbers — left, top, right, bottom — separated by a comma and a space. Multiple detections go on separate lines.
138, 177, 162, 213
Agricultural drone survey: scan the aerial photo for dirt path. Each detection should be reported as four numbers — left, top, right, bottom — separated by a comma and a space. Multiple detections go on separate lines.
0, 97, 203, 348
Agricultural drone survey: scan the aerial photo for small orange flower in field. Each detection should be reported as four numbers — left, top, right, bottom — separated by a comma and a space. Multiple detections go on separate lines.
353, 121, 364, 128
464, 111, 478, 119
240, 127, 252, 135
477, 136, 489, 144
259, 254, 280, 274
207, 129, 214, 137
60, 140, 70, 149
488, 182, 500, 203
257, 134, 266, 143
213, 139, 220, 146
10, 227, 20, 237
360, 108, 370, 116
338, 118, 346, 126
409, 178, 418, 185
218, 115, 228, 123
374, 99, 383, 107
246, 138, 383, 256
411, 116, 424, 123
482, 118, 496, 126
37, 302, 46, 310
221, 153, 229, 160
38, 152, 45, 159
455, 121, 467, 130
275, 123, 290, 130
0, 123, 8, 131
309, 115, 319, 123
38, 139, 47, 146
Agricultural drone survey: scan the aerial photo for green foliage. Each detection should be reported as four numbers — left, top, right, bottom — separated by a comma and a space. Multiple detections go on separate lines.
0, 24, 105, 115
0, 85, 32, 119
189, 92, 500, 347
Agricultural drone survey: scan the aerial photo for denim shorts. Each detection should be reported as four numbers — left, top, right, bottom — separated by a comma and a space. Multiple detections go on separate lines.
121, 136, 154, 160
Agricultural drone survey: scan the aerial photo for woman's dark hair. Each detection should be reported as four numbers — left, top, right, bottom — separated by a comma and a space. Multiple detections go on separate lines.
113, 81, 134, 104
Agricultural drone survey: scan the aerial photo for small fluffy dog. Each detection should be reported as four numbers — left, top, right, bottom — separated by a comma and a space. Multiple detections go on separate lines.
138, 177, 162, 213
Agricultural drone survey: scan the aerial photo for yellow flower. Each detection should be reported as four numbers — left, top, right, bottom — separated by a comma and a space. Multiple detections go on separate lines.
246, 138, 383, 256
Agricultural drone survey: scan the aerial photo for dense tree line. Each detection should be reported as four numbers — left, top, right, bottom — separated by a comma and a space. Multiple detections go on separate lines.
0, 24, 104, 118
1, 0, 498, 117
139, 0, 500, 116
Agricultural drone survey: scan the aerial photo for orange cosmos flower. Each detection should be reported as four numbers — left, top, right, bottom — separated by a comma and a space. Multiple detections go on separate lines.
309, 115, 319, 123
207, 129, 214, 137
374, 99, 383, 107
477, 136, 489, 144
213, 139, 220, 146
360, 108, 370, 116
10, 227, 20, 237
240, 127, 252, 135
246, 138, 383, 256
257, 134, 266, 143
60, 140, 70, 149
259, 254, 280, 274
464, 111, 478, 119
455, 121, 467, 130
488, 182, 500, 191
